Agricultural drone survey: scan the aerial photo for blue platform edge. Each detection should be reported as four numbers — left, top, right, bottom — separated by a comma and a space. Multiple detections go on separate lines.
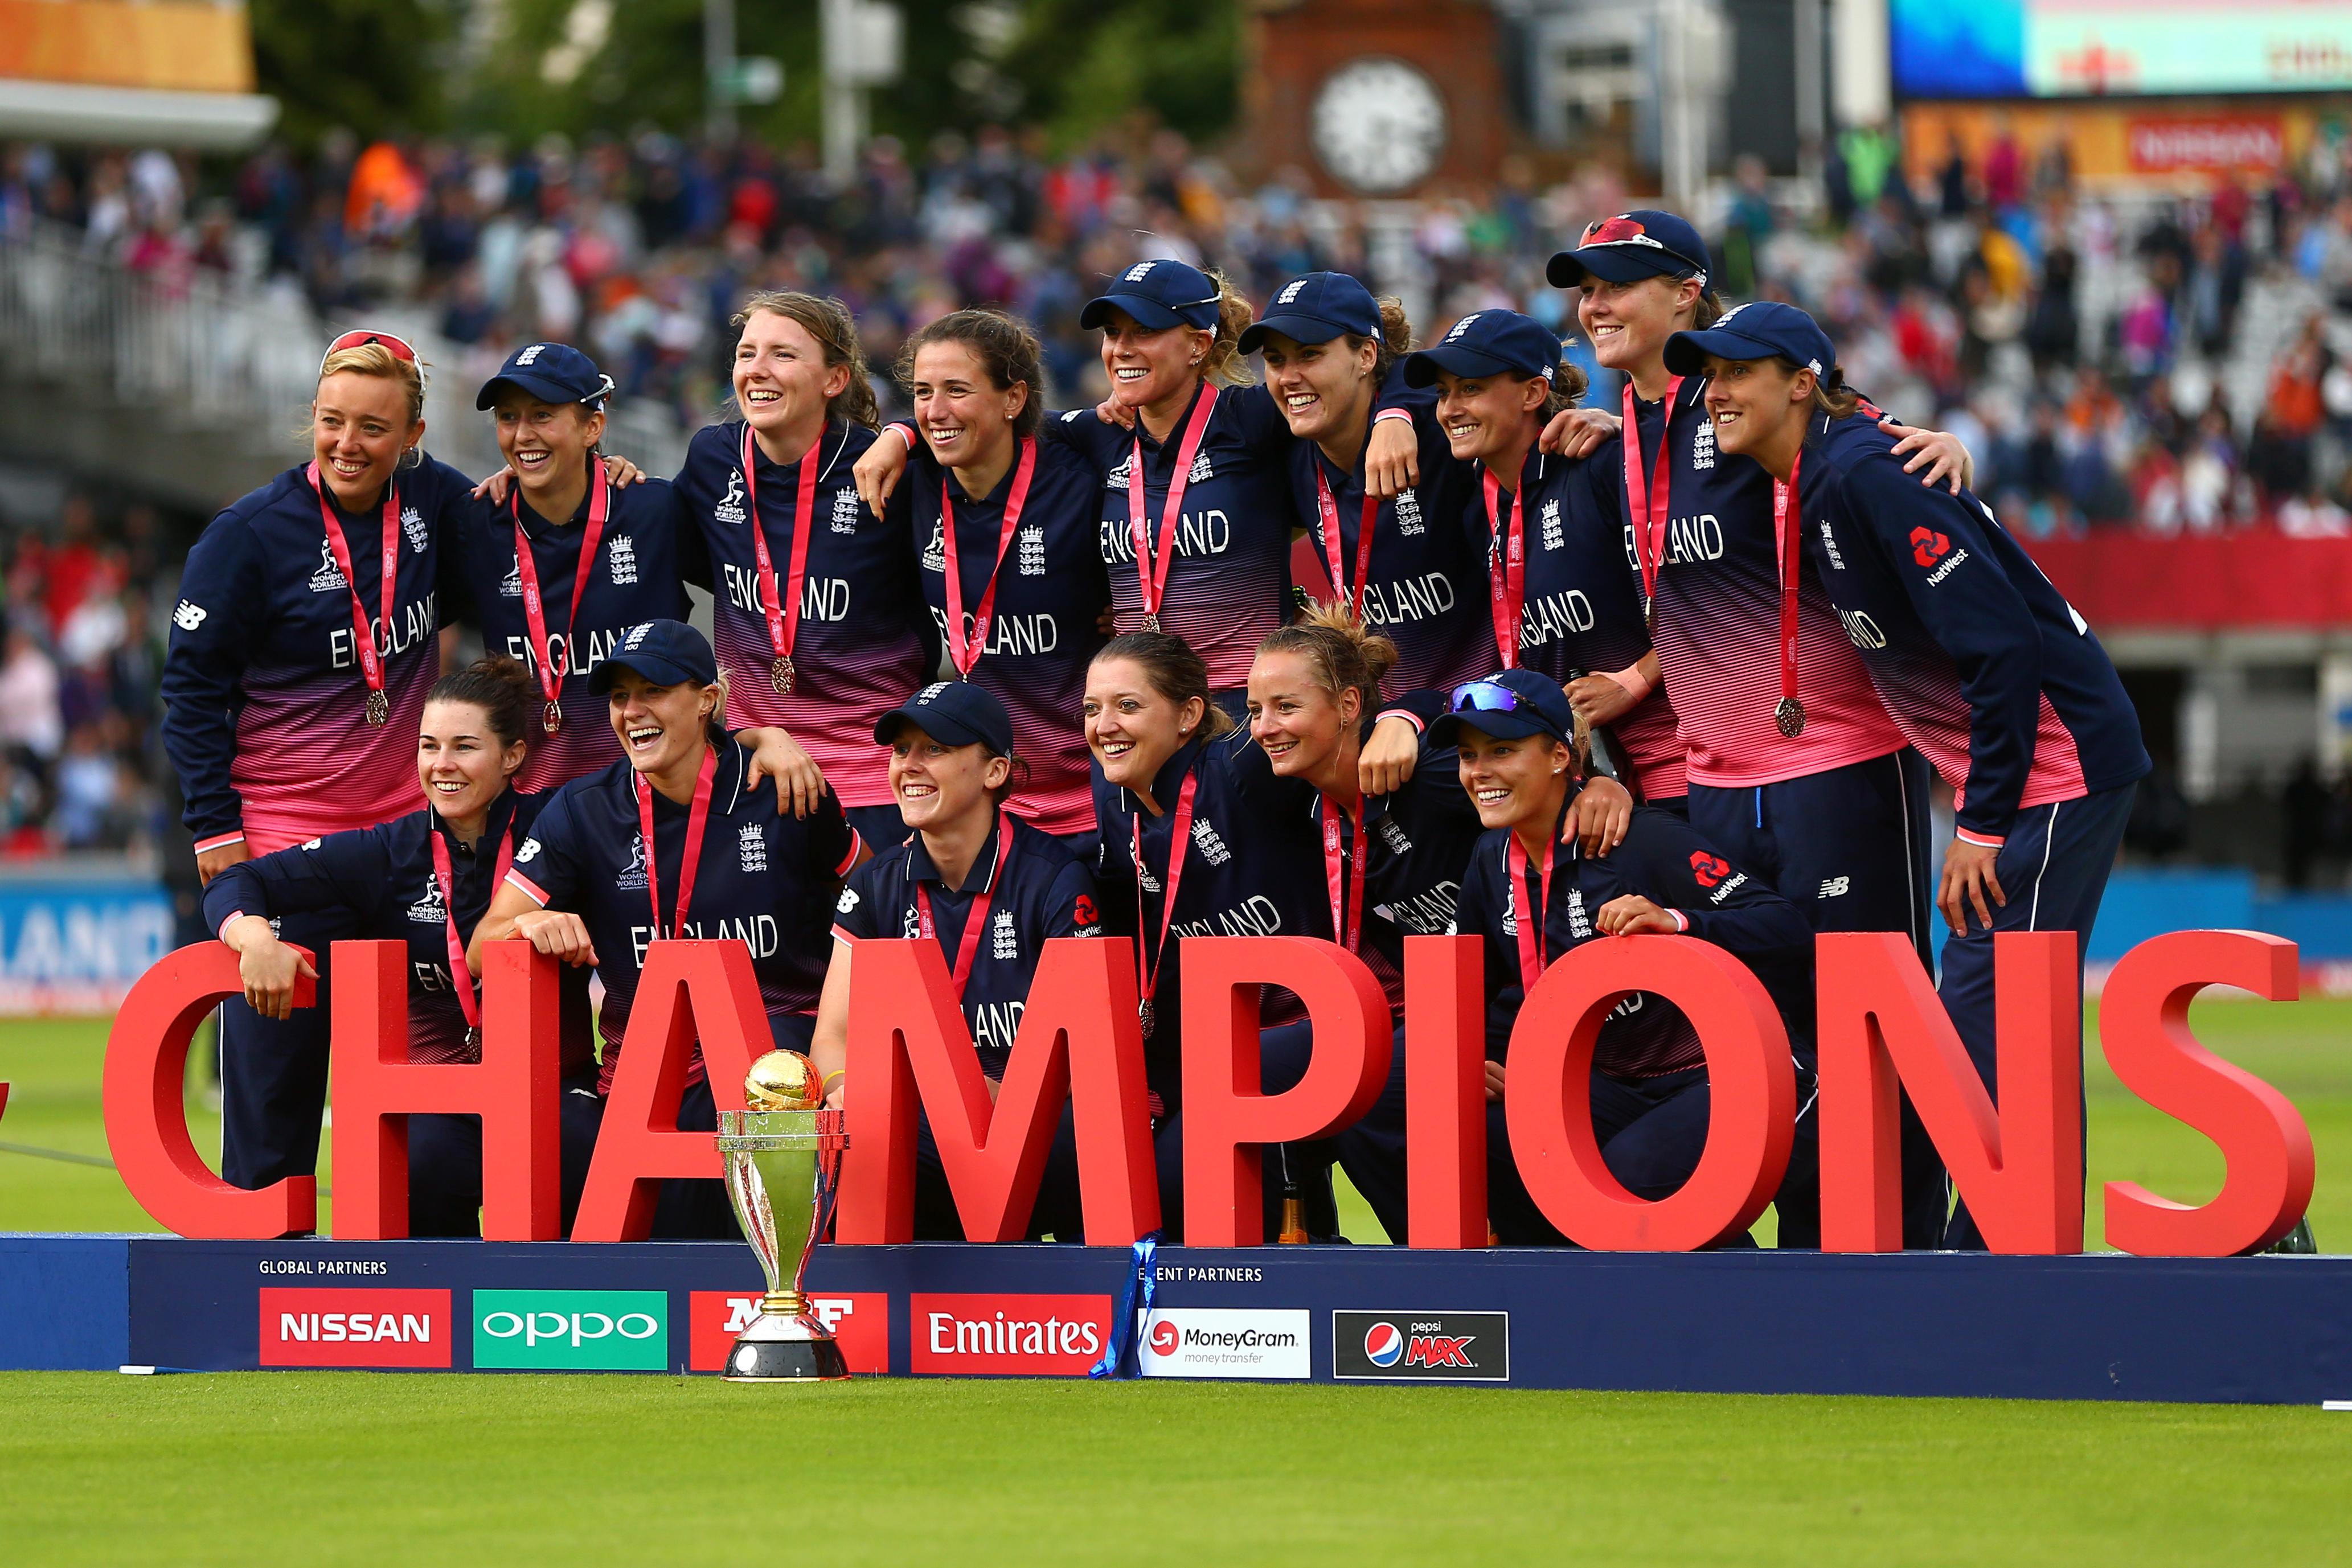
3, 1233, 2347, 1405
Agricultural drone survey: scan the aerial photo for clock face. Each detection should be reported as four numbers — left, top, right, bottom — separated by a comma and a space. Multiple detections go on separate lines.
1311, 58, 1450, 196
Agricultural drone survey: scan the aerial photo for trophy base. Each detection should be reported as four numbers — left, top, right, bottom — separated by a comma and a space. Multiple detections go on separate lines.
720, 1312, 850, 1384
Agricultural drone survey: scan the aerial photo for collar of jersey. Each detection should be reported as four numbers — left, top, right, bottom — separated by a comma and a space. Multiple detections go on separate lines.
903, 816, 1010, 895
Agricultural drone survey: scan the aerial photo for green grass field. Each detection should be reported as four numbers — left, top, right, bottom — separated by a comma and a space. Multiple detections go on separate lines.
2, 1000, 2348, 1565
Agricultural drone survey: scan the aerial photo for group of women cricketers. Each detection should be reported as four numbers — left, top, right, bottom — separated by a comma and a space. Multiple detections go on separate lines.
165, 205, 2148, 1247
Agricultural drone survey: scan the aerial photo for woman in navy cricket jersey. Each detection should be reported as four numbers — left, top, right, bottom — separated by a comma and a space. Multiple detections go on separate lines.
202, 658, 596, 1235
1248, 273, 1494, 697
1667, 301, 2149, 1249
814, 682, 1105, 1239
1084, 631, 1341, 1241
471, 619, 864, 1237
1388, 309, 1689, 808
449, 345, 807, 804
858, 260, 1296, 703
672, 293, 936, 851
1243, 607, 1488, 1241
1523, 213, 1977, 1245
162, 330, 479, 1195
888, 310, 1109, 846
1437, 671, 1814, 1245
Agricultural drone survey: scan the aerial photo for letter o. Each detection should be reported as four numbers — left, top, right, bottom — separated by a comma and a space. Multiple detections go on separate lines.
619, 1313, 659, 1340
1502, 935, 1795, 1249
482, 1312, 523, 1339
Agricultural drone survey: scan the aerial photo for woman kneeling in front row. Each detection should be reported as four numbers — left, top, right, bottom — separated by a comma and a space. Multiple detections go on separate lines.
1437, 670, 1814, 1244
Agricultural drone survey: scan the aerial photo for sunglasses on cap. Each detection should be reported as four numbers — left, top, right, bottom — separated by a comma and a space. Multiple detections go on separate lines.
319, 329, 419, 375
1579, 216, 1708, 277
1450, 680, 1528, 715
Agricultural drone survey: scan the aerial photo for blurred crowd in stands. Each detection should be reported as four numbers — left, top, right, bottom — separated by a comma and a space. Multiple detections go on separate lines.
6, 117, 2352, 858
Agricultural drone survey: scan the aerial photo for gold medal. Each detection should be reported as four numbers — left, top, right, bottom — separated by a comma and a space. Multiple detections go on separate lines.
1141, 614, 1160, 634
543, 699, 562, 735
1774, 696, 1806, 738
1138, 998, 1155, 1040
772, 655, 795, 695
365, 689, 389, 726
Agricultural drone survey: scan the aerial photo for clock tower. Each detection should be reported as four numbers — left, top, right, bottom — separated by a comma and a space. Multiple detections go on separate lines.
1240, 0, 1509, 198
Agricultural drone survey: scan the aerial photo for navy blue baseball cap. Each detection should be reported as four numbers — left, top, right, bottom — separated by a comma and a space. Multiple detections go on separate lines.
1402, 310, 1564, 389
1428, 670, 1577, 748
1079, 258, 1224, 333
588, 619, 719, 694
1238, 272, 1381, 355
476, 342, 615, 412
1663, 301, 1836, 380
1547, 210, 1712, 289
874, 680, 1016, 757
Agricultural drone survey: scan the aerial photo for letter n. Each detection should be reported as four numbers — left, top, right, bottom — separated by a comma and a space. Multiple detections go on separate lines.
101, 942, 315, 1237
836, 937, 1157, 1243
1181, 936, 1390, 1246
572, 941, 771, 1242
2100, 931, 2313, 1255
1503, 934, 1792, 1249
1817, 931, 2081, 1253
328, 941, 563, 1240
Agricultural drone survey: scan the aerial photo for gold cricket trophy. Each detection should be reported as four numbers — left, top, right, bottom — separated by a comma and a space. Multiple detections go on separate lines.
714, 1050, 851, 1382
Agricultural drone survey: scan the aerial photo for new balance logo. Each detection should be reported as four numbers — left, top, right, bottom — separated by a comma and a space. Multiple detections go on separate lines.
1818, 876, 1850, 898
171, 600, 207, 631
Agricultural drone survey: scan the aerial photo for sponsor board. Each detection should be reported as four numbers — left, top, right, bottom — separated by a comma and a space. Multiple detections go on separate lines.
259, 1288, 452, 1368
1332, 1311, 1509, 1382
473, 1290, 667, 1371
1136, 1308, 1311, 1380
687, 1291, 891, 1373
909, 1293, 1112, 1375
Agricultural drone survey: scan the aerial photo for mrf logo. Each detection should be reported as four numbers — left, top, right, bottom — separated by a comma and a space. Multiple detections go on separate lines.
1334, 1311, 1509, 1381
260, 1288, 452, 1368
1690, 851, 1731, 889
689, 1291, 891, 1373
1911, 527, 1951, 568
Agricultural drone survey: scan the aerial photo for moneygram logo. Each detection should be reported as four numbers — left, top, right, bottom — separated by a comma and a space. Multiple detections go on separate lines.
259, 1288, 452, 1368
1136, 1308, 1310, 1380
910, 1293, 1112, 1374
688, 1291, 891, 1374
1333, 1311, 1510, 1382
473, 1290, 667, 1371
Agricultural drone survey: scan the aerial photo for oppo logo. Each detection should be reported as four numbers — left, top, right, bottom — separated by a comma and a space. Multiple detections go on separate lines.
480, 1309, 660, 1348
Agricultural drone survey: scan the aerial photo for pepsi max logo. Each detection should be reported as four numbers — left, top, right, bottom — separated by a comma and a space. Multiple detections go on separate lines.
1333, 1311, 1509, 1381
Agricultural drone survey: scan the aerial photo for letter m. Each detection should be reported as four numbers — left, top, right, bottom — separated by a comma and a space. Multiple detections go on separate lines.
837, 937, 1158, 1244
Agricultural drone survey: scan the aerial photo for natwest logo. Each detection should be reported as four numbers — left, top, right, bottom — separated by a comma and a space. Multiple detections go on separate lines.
259, 1288, 452, 1368
1137, 1307, 1310, 1380
689, 1291, 891, 1374
911, 1293, 1111, 1374
1333, 1311, 1510, 1381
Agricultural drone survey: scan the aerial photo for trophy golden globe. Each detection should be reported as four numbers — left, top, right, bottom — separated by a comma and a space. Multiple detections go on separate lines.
715, 1050, 850, 1382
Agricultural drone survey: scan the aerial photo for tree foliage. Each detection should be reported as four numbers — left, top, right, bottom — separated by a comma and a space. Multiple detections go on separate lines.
248, 0, 456, 146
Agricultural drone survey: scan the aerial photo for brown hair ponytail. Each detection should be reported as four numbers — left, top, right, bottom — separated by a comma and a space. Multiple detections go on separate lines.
1199, 271, 1256, 389
1256, 600, 1398, 712
1092, 631, 1238, 737
427, 654, 536, 752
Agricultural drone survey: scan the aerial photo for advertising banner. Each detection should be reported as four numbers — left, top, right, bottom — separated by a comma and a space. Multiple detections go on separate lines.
0, 874, 175, 1015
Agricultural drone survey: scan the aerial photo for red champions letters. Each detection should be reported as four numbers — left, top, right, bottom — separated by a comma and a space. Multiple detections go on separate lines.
837, 936, 1159, 1245
1503, 935, 1795, 1250
1179, 936, 1392, 1247
571, 941, 772, 1242
103, 941, 317, 1238
2099, 930, 2315, 1256
101, 929, 2321, 1253
329, 941, 565, 1241
1817, 931, 2085, 1254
